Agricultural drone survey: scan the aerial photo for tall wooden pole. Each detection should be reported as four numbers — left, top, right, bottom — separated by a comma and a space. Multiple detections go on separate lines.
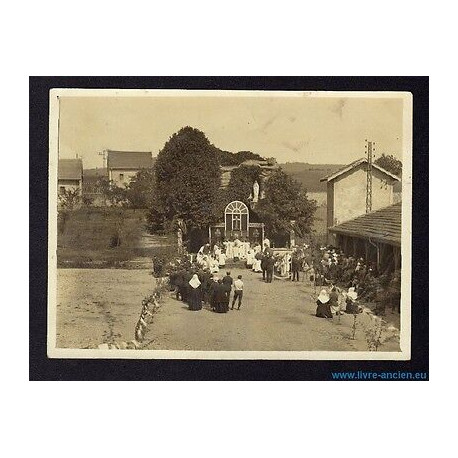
366, 140, 374, 213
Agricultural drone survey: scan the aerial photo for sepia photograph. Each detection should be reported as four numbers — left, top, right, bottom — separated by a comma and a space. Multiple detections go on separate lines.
47, 88, 412, 360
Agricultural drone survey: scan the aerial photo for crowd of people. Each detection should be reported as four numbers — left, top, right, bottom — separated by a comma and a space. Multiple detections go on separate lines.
157, 238, 400, 318
167, 256, 245, 313
286, 244, 402, 317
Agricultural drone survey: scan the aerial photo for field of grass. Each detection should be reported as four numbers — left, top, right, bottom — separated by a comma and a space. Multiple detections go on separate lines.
57, 207, 175, 268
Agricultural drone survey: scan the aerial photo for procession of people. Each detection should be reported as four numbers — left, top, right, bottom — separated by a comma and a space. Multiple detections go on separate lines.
162, 235, 400, 320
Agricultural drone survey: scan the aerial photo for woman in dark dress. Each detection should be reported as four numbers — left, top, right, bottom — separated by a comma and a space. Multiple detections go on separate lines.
316, 289, 333, 318
188, 274, 203, 311
214, 279, 229, 313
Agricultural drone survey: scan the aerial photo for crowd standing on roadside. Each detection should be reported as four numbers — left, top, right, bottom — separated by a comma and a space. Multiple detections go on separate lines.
156, 237, 400, 318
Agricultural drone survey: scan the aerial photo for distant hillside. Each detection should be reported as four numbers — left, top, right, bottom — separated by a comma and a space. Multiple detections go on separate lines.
215, 148, 266, 166
82, 158, 343, 193
279, 162, 343, 192
83, 167, 107, 177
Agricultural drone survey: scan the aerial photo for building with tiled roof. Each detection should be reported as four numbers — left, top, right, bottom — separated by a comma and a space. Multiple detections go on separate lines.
329, 202, 402, 272
58, 158, 83, 195
320, 157, 401, 238
107, 150, 153, 187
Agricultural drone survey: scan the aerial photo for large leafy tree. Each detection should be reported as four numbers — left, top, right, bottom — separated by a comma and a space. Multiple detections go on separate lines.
150, 127, 222, 232
256, 169, 317, 238
375, 154, 402, 177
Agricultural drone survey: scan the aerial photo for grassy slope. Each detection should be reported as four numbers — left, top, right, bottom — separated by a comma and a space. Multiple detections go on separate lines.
57, 207, 174, 267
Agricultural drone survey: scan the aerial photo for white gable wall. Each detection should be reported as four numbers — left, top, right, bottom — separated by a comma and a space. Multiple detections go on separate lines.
332, 165, 394, 226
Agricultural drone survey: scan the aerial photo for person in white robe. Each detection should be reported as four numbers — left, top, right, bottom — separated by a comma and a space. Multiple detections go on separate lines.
218, 251, 226, 268
214, 245, 221, 258
246, 246, 255, 269
239, 241, 248, 260
225, 240, 234, 260
210, 257, 220, 273
252, 255, 262, 272
204, 255, 212, 272
233, 238, 241, 260
280, 254, 288, 277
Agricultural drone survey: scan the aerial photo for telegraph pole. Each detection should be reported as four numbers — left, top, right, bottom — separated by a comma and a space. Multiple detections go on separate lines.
365, 140, 375, 213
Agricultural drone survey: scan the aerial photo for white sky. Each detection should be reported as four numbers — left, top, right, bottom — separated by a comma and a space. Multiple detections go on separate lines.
58, 92, 405, 169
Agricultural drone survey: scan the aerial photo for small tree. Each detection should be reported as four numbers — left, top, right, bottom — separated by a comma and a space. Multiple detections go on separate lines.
96, 177, 128, 207
58, 188, 81, 210
375, 154, 402, 177
126, 168, 156, 209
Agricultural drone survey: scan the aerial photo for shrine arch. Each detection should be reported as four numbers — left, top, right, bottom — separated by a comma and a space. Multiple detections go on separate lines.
224, 200, 249, 234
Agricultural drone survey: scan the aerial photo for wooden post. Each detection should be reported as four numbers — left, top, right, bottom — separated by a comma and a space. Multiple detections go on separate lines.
208, 226, 211, 245
290, 220, 296, 248
177, 228, 183, 254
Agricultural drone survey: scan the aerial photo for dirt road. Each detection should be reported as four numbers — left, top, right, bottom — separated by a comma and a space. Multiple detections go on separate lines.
56, 267, 400, 352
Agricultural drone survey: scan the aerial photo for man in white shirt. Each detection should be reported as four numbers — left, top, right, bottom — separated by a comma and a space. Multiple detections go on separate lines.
231, 275, 244, 310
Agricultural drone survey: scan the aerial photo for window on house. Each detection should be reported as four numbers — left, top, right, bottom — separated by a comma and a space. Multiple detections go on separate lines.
59, 186, 66, 194
119, 173, 124, 180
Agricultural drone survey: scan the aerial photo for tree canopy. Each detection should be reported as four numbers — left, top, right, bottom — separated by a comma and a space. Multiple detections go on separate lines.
256, 169, 317, 238
150, 127, 222, 231
216, 148, 265, 166
375, 154, 402, 177
147, 126, 317, 243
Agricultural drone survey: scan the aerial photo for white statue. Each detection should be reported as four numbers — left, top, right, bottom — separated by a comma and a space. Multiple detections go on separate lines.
253, 181, 260, 202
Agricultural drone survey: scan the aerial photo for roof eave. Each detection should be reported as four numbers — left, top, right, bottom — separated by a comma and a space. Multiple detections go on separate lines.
328, 227, 401, 247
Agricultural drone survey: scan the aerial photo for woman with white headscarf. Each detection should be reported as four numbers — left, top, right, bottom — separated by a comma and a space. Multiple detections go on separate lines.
344, 287, 360, 314
315, 289, 333, 318
188, 273, 202, 311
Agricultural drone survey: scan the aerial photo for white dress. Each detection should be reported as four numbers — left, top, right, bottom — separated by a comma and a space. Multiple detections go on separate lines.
246, 249, 254, 267
280, 256, 288, 277
240, 242, 248, 260
210, 258, 220, 273
226, 241, 234, 259
253, 257, 262, 272
233, 239, 241, 259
